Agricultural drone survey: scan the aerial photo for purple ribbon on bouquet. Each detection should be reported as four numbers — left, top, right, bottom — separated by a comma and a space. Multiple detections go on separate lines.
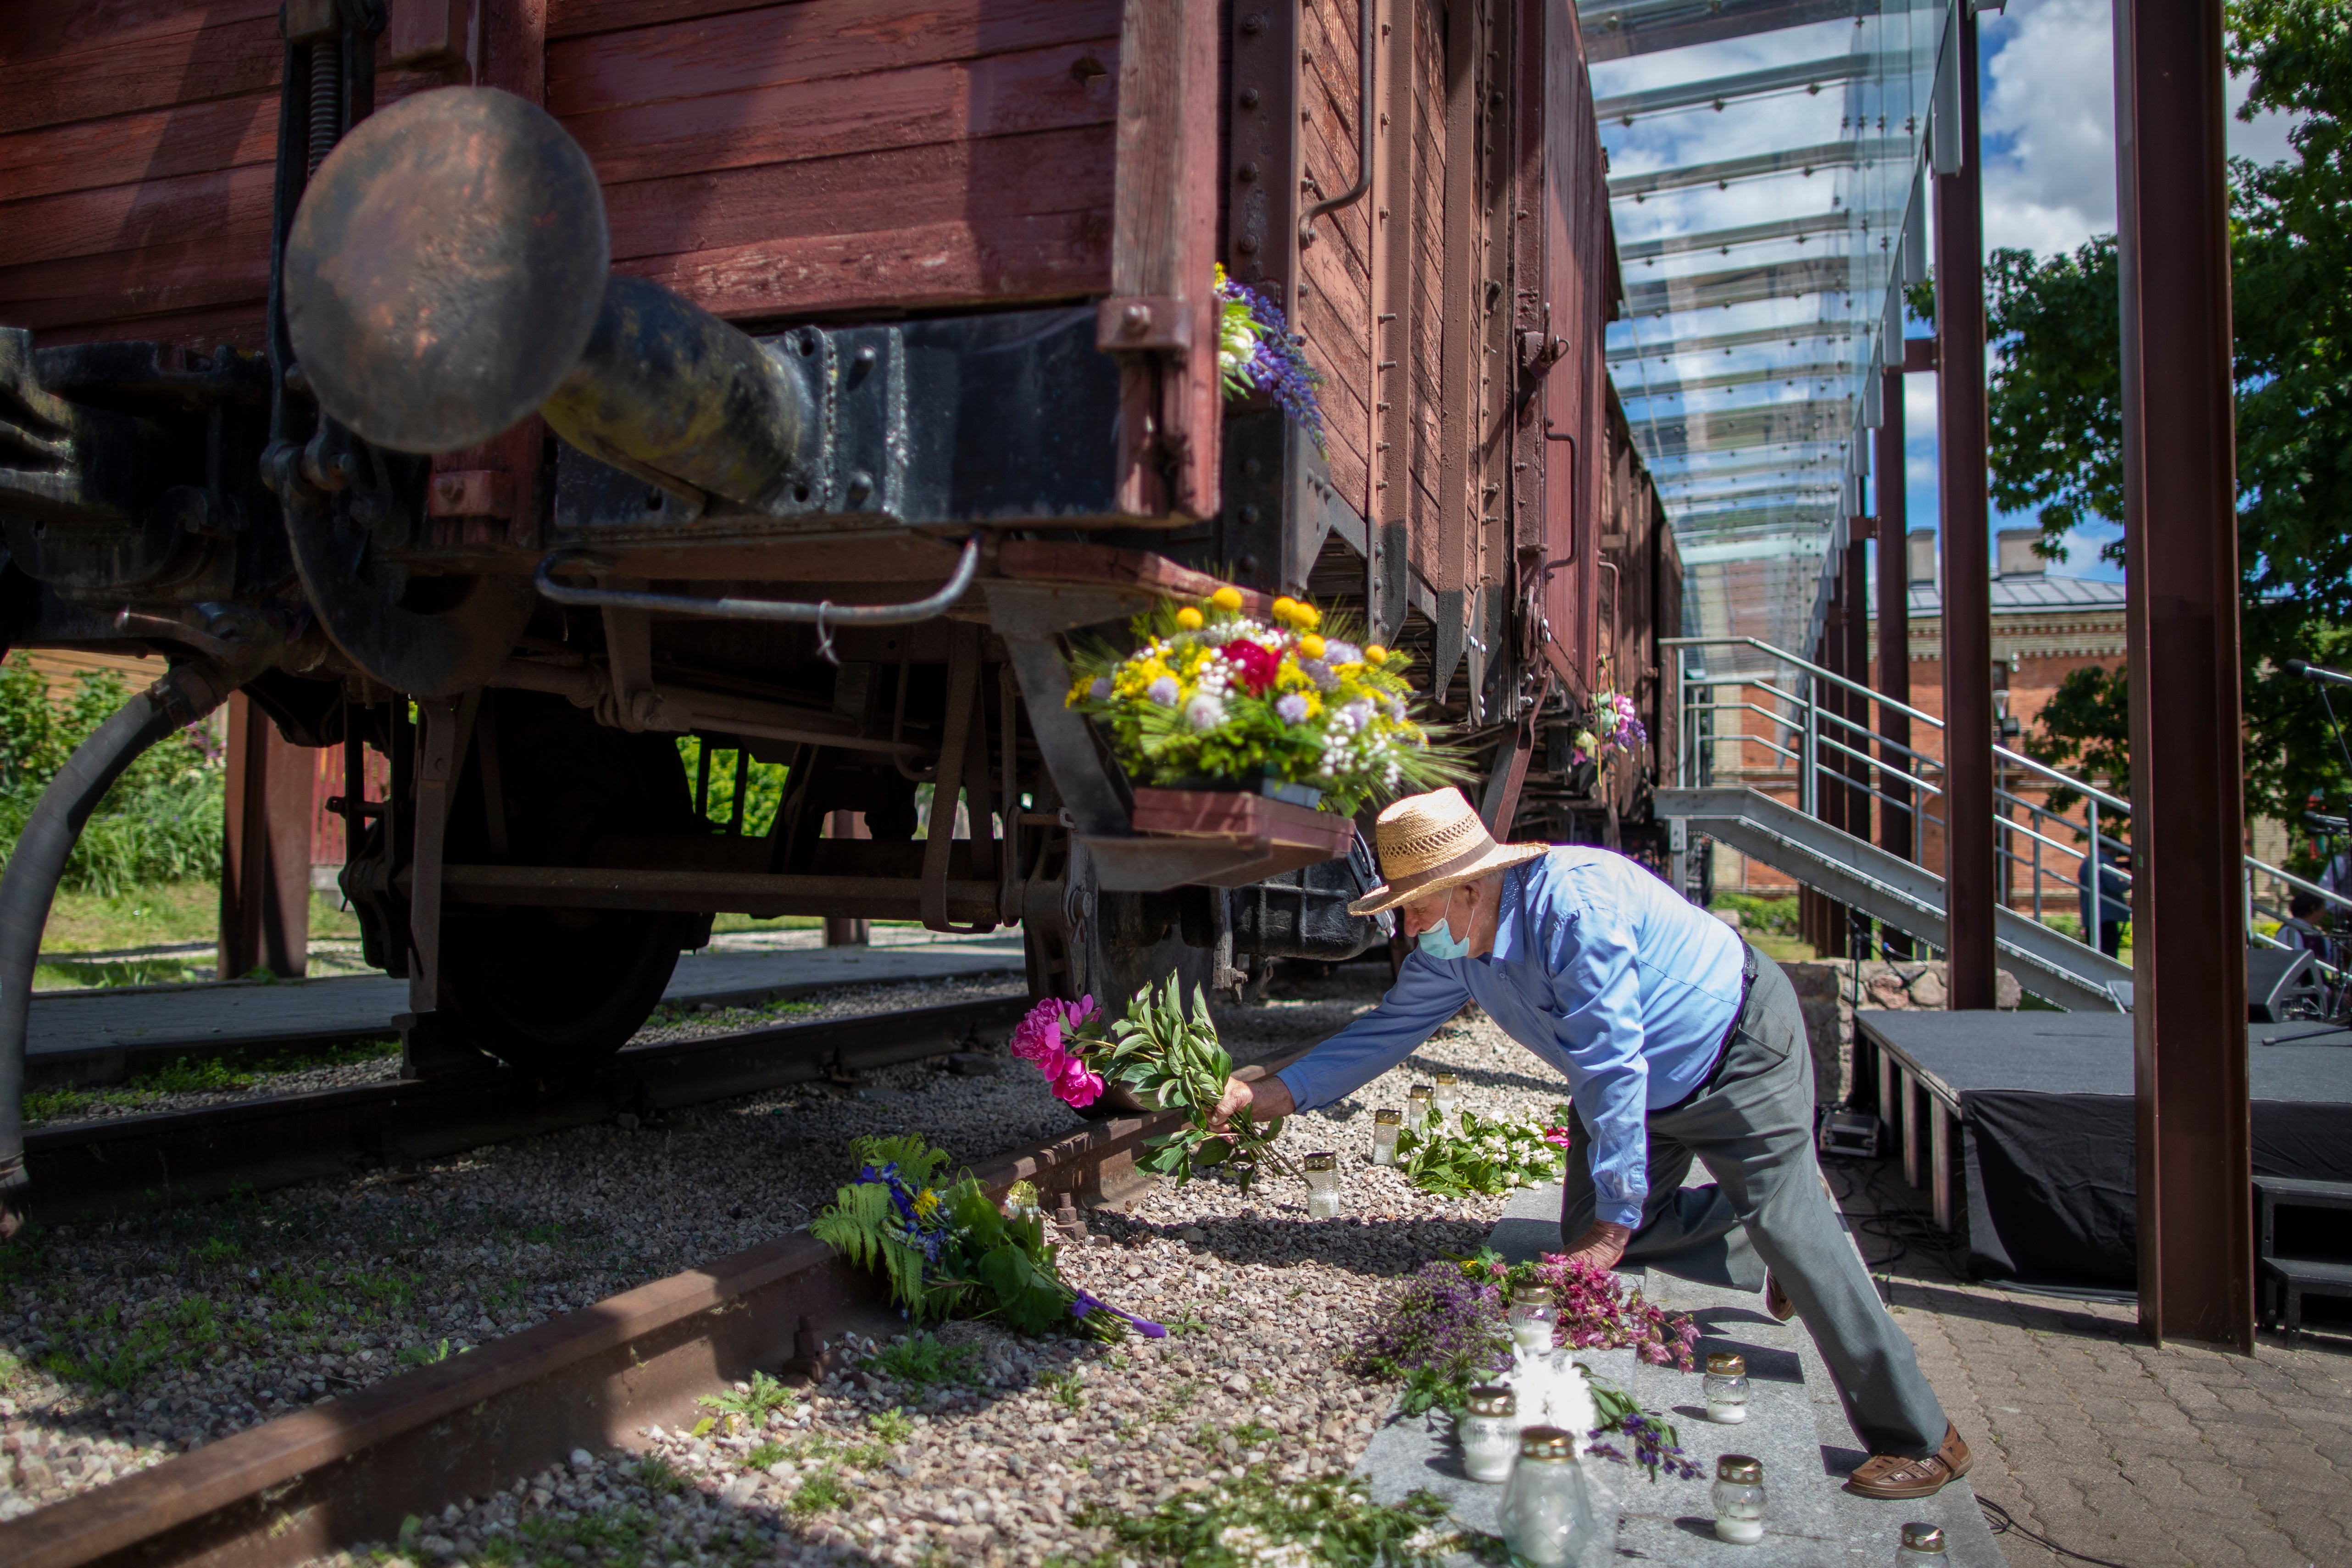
1071, 1288, 1166, 1338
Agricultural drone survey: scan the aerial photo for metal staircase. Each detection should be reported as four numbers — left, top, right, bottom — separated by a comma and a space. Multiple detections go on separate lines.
1656, 783, 2134, 1011
1656, 637, 2350, 1011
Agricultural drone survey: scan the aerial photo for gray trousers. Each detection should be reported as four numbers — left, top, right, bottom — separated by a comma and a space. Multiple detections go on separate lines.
1559, 949, 1949, 1458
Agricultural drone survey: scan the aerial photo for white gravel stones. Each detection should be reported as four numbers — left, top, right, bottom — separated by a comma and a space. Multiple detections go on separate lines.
308, 970, 1580, 1568
3, 959, 1585, 1568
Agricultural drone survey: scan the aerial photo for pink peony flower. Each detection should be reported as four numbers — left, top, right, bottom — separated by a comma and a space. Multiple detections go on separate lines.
1048, 1053, 1105, 1107
1012, 995, 1106, 1106
1541, 1125, 1574, 1151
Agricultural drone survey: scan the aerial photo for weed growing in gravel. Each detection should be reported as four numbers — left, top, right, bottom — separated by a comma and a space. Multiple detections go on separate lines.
867, 1407, 914, 1444
744, 1439, 789, 1469
1160, 1312, 1211, 1336
697, 1369, 796, 1433
1081, 1470, 1484, 1567
1038, 1368, 1085, 1412
631, 1454, 687, 1496
787, 1466, 851, 1516
395, 1339, 453, 1368
864, 1331, 979, 1392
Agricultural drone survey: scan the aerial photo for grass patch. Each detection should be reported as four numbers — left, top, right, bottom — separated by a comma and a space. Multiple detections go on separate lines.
22, 1038, 401, 1127
1038, 1368, 1084, 1412
864, 1332, 979, 1393
788, 1466, 852, 1516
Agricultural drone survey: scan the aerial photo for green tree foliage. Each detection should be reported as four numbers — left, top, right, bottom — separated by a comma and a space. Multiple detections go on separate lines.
2019, 664, 2132, 823
0, 656, 226, 894
1980, 0, 2352, 821
672, 736, 788, 834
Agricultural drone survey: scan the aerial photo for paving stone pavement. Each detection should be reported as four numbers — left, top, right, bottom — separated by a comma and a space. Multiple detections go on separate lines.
1830, 1158, 2350, 1568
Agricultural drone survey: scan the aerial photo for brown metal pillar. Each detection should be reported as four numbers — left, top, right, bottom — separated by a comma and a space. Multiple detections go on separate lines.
1842, 530, 1872, 953
2115, 0, 2251, 1351
1876, 367, 1914, 957
1813, 618, 1847, 959
824, 810, 872, 947
218, 694, 313, 980
1935, 6, 1996, 1009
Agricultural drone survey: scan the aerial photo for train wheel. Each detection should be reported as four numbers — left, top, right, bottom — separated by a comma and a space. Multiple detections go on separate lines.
438, 693, 700, 1075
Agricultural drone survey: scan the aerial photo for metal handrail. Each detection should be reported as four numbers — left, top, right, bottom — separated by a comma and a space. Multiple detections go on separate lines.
1665, 635, 1946, 731
1670, 631, 2352, 945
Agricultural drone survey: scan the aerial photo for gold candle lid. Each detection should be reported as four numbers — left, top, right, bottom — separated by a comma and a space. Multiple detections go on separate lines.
1408, 1084, 1433, 1099
1509, 1283, 1556, 1305
1374, 1108, 1402, 1125
1465, 1385, 1516, 1417
1517, 1425, 1574, 1460
1302, 1151, 1338, 1171
1716, 1454, 1763, 1484
1435, 1071, 1459, 1084
1900, 1524, 1946, 1552
1706, 1352, 1747, 1375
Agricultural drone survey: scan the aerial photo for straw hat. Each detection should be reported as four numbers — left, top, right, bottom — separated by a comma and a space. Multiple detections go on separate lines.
1347, 789, 1550, 917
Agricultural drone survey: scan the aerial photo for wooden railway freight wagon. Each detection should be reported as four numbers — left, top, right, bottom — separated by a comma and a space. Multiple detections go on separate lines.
0, 0, 1677, 1107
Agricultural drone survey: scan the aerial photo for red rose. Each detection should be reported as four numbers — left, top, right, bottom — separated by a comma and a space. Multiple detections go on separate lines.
1226, 639, 1280, 694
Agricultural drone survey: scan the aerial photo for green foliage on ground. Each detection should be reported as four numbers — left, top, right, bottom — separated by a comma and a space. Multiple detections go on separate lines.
862, 1333, 979, 1393
0, 656, 227, 894
1966, 0, 2352, 823
1078, 1470, 1487, 1567
22, 1038, 400, 1126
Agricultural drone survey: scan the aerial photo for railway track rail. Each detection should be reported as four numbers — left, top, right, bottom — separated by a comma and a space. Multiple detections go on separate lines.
23, 996, 1029, 1222
0, 1058, 1286, 1568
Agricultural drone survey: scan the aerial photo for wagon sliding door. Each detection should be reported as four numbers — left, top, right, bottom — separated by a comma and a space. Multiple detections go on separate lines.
1528, 0, 1607, 700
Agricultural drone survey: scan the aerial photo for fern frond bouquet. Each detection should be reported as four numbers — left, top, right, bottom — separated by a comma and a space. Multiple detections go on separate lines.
1064, 582, 1464, 816
811, 1134, 1161, 1340
1013, 976, 1296, 1189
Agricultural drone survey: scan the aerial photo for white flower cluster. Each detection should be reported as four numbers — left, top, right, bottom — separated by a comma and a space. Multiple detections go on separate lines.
1212, 1524, 1319, 1568
1505, 1348, 1599, 1452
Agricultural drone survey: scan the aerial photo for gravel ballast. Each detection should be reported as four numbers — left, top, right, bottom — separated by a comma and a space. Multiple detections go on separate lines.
0, 962, 1603, 1564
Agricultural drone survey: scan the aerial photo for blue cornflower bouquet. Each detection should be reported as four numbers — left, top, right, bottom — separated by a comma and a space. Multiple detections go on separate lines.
811, 1134, 1161, 1339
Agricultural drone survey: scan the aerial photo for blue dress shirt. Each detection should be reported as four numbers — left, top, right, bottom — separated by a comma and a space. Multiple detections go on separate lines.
1274, 847, 1747, 1228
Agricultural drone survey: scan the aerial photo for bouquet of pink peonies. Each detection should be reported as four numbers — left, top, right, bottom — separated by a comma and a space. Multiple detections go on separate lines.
1010, 995, 1108, 1108
1009, 975, 1294, 1188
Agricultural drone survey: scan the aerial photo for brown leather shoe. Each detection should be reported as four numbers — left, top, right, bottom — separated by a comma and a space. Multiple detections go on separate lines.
1764, 1270, 1796, 1323
1845, 1425, 1972, 1499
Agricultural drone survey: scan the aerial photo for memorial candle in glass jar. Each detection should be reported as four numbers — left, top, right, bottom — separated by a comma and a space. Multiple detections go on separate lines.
1458, 1385, 1519, 1482
1433, 1071, 1462, 1119
1712, 1455, 1766, 1544
1499, 1426, 1600, 1567
1895, 1523, 1947, 1565
1303, 1151, 1341, 1218
1406, 1084, 1433, 1133
1507, 1284, 1558, 1354
1703, 1351, 1750, 1423
1372, 1108, 1402, 1165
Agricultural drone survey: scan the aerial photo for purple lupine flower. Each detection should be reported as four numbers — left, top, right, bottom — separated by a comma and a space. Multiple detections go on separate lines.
1216, 273, 1326, 451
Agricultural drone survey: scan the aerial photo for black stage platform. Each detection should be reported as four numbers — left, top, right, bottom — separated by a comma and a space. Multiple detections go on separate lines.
1851, 1012, 2352, 1288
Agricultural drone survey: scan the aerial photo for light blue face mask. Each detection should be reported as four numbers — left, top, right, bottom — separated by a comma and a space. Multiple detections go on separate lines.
1416, 893, 1473, 960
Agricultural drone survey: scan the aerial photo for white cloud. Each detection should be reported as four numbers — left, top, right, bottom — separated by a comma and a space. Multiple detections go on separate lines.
1979, 0, 2302, 258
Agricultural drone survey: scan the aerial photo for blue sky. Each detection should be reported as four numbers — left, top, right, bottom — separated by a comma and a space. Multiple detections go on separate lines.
1887, 0, 2298, 588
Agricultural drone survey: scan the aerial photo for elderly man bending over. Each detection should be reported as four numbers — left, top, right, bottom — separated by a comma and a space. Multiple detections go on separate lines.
1209, 788, 1970, 1501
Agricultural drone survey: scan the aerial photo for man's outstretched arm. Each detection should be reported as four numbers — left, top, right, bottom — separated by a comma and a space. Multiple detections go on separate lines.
1205, 950, 1468, 1134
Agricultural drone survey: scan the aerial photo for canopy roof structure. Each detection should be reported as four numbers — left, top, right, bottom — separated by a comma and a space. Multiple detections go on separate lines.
1580, 0, 1957, 675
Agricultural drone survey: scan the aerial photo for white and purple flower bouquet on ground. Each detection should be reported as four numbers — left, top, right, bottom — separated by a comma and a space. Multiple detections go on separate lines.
1011, 974, 1298, 1190
810, 1133, 1162, 1339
